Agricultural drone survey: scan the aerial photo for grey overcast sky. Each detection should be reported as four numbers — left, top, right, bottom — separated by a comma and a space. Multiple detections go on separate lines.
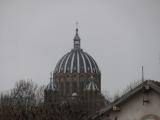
0, 0, 160, 95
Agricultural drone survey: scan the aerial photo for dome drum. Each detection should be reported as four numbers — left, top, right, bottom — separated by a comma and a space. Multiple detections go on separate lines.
54, 73, 101, 96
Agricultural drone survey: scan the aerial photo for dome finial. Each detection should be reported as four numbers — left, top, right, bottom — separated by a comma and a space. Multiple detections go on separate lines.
76, 22, 79, 33
73, 22, 80, 49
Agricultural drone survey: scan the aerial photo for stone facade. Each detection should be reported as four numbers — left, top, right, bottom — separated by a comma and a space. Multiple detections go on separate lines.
53, 72, 101, 97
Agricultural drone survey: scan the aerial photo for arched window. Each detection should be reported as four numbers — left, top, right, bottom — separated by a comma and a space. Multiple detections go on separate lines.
60, 82, 64, 96
65, 81, 70, 96
72, 81, 77, 93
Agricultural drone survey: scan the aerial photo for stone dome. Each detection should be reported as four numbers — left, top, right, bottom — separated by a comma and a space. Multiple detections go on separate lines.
54, 28, 100, 74
54, 49, 100, 74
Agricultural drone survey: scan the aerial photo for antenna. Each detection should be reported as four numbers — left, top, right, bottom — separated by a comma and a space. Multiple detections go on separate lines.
142, 66, 144, 82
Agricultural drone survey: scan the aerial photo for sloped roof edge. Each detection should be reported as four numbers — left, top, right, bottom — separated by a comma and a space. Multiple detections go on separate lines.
90, 80, 160, 120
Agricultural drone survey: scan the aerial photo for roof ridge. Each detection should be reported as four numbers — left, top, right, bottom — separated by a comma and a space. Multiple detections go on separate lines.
93, 80, 160, 119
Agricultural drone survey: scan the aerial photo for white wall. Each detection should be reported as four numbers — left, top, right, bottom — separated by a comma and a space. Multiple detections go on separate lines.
108, 90, 160, 120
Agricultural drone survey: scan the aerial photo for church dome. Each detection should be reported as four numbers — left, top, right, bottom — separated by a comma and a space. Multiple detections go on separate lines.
54, 28, 100, 74
52, 28, 101, 96
54, 49, 100, 74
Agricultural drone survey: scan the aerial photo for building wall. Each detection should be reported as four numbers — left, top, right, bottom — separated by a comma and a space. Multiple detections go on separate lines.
54, 73, 101, 97
108, 90, 160, 120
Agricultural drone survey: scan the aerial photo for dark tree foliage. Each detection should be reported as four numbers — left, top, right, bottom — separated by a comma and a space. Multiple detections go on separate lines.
0, 80, 89, 120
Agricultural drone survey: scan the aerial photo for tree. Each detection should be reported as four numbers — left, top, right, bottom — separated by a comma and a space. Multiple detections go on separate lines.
10, 80, 38, 111
35, 85, 45, 105
0, 80, 90, 120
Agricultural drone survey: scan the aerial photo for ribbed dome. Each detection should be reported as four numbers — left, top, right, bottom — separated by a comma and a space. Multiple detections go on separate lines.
54, 49, 100, 74
54, 28, 100, 74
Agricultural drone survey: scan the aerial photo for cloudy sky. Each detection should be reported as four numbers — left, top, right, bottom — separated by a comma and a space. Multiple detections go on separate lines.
0, 0, 160, 95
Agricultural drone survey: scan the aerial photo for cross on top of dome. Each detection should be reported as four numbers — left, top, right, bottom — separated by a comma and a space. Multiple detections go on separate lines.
73, 23, 81, 49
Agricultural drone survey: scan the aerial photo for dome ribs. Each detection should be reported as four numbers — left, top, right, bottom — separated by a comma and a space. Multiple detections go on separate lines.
86, 53, 100, 73
55, 53, 69, 73
78, 50, 85, 73
54, 49, 100, 74
65, 51, 74, 73
72, 50, 78, 73
77, 50, 80, 73
79, 51, 87, 73
59, 53, 69, 73
64, 52, 72, 73
85, 53, 96, 73
70, 52, 76, 73
83, 53, 93, 73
